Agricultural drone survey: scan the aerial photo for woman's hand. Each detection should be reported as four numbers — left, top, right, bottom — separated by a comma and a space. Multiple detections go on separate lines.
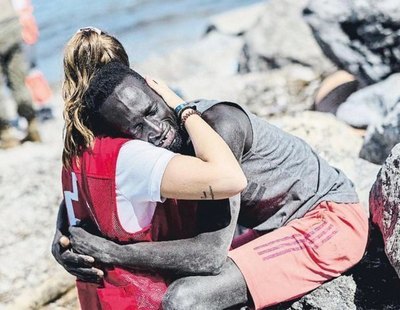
145, 77, 184, 110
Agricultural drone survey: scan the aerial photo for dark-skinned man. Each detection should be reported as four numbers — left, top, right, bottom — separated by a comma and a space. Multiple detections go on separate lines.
53, 62, 368, 309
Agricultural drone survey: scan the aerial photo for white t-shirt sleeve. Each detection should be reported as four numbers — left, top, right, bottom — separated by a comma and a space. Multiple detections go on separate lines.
116, 140, 176, 203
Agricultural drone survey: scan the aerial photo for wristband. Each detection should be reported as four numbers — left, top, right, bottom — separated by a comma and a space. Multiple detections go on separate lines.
174, 102, 188, 118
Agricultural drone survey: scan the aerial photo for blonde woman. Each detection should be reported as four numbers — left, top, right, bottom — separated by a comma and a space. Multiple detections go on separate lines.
54, 28, 246, 309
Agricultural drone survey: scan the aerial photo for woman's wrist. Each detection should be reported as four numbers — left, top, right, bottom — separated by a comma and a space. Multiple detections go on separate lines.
174, 102, 188, 118
180, 108, 202, 127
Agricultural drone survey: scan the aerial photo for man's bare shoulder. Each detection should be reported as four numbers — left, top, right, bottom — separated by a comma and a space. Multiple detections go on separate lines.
202, 102, 249, 133
201, 102, 253, 157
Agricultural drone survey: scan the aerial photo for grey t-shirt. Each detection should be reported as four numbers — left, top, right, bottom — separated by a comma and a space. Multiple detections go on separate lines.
193, 100, 359, 232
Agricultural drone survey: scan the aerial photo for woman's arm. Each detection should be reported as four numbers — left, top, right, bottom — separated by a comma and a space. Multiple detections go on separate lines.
146, 78, 247, 201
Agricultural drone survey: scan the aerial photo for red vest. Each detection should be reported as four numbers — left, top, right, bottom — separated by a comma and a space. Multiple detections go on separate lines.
62, 137, 199, 310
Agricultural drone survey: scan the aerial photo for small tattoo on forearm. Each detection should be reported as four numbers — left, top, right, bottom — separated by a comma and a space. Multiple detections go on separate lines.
200, 186, 215, 200
209, 186, 215, 200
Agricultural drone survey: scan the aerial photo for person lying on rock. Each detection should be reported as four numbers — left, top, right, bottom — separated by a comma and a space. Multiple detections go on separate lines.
52, 28, 369, 310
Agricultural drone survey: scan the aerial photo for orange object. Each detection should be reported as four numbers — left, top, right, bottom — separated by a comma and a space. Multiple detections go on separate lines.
229, 201, 368, 309
13, 0, 39, 45
19, 12, 39, 45
25, 69, 53, 106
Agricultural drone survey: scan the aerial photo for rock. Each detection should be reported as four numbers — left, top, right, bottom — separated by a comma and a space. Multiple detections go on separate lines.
333, 73, 400, 164
360, 102, 400, 165
278, 275, 357, 310
369, 143, 400, 278
42, 287, 78, 310
205, 2, 266, 36
239, 0, 333, 74
137, 32, 243, 82
0, 92, 67, 307
336, 73, 400, 129
174, 65, 320, 117
170, 72, 267, 103
270, 111, 380, 210
238, 65, 320, 117
5, 271, 75, 310
304, 0, 400, 86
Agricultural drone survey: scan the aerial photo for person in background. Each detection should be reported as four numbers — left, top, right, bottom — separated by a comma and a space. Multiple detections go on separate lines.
13, 0, 54, 121
0, 0, 41, 149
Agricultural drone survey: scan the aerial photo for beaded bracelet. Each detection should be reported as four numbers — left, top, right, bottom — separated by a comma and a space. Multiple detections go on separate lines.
181, 109, 202, 127
178, 105, 196, 119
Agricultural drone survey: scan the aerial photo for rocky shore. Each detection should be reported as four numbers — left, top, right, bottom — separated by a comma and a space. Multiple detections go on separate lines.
1, 0, 399, 308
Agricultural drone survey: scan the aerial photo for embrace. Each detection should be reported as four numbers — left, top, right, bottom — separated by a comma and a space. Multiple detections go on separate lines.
52, 28, 368, 310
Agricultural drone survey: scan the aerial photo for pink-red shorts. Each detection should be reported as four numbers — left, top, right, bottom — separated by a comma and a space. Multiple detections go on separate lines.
228, 201, 368, 309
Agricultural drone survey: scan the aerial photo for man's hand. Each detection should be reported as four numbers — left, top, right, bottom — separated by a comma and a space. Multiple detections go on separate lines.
51, 228, 104, 283
69, 226, 118, 266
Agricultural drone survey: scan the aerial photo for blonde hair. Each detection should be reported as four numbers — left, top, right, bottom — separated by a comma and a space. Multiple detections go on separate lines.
62, 29, 129, 168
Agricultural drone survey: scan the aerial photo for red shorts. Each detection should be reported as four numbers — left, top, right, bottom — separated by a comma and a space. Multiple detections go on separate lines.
229, 201, 368, 309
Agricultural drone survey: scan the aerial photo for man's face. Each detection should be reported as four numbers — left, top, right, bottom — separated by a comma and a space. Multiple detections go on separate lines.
99, 75, 185, 152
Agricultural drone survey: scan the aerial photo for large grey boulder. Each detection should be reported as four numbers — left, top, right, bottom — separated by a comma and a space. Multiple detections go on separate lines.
360, 102, 400, 165
205, 2, 266, 36
238, 65, 319, 117
369, 143, 400, 278
139, 28, 321, 117
304, 0, 400, 86
174, 65, 320, 117
239, 0, 332, 74
360, 109, 400, 164
336, 73, 400, 129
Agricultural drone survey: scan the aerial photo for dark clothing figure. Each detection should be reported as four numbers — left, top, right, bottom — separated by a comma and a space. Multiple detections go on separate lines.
0, 0, 40, 148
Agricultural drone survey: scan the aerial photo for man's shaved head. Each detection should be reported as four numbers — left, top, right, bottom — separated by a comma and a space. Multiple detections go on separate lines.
84, 62, 186, 151
84, 62, 151, 134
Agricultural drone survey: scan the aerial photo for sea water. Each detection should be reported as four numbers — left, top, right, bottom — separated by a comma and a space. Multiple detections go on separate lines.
31, 0, 262, 84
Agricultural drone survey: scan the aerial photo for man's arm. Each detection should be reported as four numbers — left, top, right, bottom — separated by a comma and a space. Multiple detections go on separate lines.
71, 195, 239, 276
51, 201, 104, 282
70, 103, 252, 276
